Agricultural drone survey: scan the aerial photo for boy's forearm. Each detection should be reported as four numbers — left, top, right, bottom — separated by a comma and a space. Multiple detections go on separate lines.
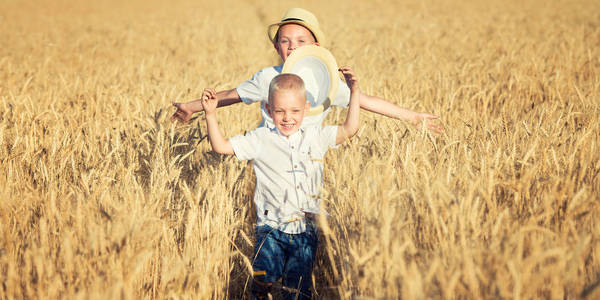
216, 89, 243, 107
338, 90, 361, 144
205, 113, 234, 155
359, 92, 443, 133
189, 89, 243, 113
359, 93, 417, 121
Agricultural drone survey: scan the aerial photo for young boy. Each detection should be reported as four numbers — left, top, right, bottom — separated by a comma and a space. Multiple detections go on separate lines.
201, 68, 360, 299
172, 7, 442, 133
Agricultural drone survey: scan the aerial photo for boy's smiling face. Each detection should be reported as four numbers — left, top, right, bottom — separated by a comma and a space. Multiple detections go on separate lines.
274, 23, 319, 62
267, 89, 309, 137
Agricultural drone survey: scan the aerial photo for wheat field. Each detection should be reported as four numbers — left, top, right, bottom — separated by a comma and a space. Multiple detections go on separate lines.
1, 0, 599, 299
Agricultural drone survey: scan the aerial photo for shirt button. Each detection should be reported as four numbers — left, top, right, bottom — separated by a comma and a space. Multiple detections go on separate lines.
296, 185, 300, 189
291, 146, 295, 149
294, 165, 297, 168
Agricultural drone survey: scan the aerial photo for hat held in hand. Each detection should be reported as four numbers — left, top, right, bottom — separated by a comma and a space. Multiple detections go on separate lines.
282, 45, 338, 116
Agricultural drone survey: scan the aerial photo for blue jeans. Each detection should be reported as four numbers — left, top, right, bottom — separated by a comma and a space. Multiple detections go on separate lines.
251, 223, 318, 300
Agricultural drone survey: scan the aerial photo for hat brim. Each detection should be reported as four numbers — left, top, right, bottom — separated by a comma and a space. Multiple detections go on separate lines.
281, 45, 338, 117
268, 21, 325, 45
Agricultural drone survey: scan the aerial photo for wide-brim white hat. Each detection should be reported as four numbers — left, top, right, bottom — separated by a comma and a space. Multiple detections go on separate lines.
281, 45, 338, 116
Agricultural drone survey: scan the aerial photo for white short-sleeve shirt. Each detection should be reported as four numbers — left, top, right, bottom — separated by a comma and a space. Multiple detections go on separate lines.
236, 65, 351, 128
230, 125, 338, 234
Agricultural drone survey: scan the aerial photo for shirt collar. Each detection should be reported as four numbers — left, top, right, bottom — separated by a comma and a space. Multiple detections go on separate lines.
272, 127, 304, 141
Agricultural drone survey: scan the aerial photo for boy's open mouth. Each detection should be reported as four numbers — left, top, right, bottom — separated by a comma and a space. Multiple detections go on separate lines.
281, 123, 296, 130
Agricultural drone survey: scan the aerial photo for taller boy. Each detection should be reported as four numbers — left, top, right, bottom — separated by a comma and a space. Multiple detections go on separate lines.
171, 8, 442, 133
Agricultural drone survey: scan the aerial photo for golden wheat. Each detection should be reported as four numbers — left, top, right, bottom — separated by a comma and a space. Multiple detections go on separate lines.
1, 0, 599, 299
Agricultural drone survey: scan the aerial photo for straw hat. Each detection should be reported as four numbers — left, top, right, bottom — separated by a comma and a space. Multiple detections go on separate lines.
267, 8, 325, 45
282, 45, 338, 116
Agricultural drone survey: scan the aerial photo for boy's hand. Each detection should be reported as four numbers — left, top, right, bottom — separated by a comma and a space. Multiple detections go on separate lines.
200, 88, 218, 115
339, 66, 359, 93
170, 102, 194, 123
411, 112, 443, 133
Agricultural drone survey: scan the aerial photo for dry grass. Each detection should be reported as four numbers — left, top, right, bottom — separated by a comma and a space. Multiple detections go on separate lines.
1, 0, 599, 299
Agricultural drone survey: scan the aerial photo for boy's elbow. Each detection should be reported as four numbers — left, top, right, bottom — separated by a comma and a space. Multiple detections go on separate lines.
349, 125, 359, 138
212, 142, 234, 155
213, 146, 230, 155
342, 124, 359, 140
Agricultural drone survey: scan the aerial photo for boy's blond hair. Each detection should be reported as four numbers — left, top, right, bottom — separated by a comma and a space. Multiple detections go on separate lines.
268, 73, 306, 105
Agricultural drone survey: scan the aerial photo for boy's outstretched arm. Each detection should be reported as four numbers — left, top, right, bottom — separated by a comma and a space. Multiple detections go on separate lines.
359, 93, 443, 133
336, 67, 361, 145
171, 88, 242, 123
201, 88, 235, 155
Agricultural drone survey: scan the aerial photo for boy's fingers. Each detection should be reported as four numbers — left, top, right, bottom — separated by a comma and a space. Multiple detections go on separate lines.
430, 124, 443, 133
338, 67, 352, 73
170, 112, 186, 122
421, 117, 443, 133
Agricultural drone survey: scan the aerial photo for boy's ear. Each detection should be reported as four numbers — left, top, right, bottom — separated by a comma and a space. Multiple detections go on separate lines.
266, 103, 273, 116
304, 101, 311, 112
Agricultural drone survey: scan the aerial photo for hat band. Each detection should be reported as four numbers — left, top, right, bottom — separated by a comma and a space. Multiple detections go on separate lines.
281, 18, 305, 22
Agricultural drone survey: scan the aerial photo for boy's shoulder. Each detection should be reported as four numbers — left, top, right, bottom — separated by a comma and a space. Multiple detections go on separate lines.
302, 124, 335, 134
252, 65, 283, 78
240, 126, 274, 140
302, 125, 337, 142
300, 125, 339, 154
252, 126, 273, 135
301, 125, 322, 134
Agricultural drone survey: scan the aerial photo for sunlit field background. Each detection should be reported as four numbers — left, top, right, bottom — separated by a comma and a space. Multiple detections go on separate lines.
1, 0, 599, 298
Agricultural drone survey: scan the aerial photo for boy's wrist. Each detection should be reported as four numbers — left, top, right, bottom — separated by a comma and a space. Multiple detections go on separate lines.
350, 89, 360, 100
